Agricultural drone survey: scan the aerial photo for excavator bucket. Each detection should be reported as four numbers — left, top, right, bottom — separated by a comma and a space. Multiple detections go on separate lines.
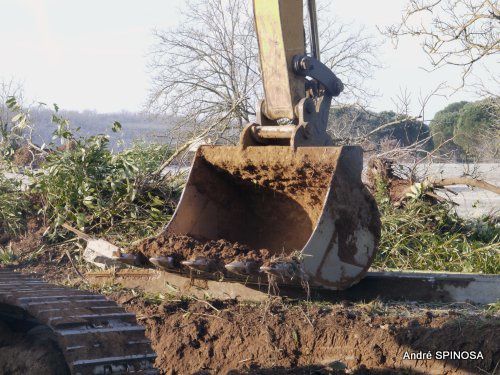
131, 0, 381, 292
164, 145, 380, 290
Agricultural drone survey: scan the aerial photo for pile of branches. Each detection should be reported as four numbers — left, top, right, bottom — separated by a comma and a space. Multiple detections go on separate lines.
0, 102, 184, 247
366, 157, 500, 206
368, 157, 500, 274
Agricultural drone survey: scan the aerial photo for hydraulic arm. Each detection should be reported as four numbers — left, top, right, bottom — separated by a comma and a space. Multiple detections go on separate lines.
246, 0, 344, 148
151, 0, 381, 290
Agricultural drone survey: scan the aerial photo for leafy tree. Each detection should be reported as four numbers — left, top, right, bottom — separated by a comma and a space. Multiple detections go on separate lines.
454, 99, 499, 159
429, 101, 468, 152
430, 99, 499, 160
329, 106, 432, 151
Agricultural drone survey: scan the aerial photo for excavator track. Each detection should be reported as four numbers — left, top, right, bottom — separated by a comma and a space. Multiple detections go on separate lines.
0, 270, 157, 375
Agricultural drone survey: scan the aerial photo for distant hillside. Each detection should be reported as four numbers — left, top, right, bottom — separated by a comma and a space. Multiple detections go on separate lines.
23, 108, 178, 150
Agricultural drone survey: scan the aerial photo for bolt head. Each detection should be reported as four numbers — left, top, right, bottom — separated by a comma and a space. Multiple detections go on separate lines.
300, 57, 312, 70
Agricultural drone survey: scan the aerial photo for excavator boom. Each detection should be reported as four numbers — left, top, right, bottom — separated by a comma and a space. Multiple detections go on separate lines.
140, 0, 381, 290
253, 0, 305, 120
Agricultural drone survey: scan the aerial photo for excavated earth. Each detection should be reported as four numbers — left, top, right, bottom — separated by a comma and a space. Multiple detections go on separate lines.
1, 166, 498, 375
113, 293, 499, 375
1, 243, 499, 375
132, 234, 273, 270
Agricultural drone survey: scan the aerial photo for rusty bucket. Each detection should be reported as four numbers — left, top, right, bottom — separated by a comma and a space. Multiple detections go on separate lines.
165, 145, 380, 290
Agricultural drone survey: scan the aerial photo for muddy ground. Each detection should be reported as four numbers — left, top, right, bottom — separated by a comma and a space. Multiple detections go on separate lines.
0, 166, 498, 375
113, 292, 499, 375
1, 254, 498, 375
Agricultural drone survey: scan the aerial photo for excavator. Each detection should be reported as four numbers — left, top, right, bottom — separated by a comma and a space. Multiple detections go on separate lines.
144, 0, 381, 290
0, 1, 379, 374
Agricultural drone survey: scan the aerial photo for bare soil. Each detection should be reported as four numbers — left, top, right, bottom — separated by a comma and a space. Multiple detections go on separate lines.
3, 246, 499, 375
112, 293, 499, 375
1, 190, 498, 375
0, 320, 69, 375
8, 217, 45, 255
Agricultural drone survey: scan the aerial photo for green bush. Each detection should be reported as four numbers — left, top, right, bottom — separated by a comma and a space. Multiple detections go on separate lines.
31, 134, 179, 240
0, 100, 182, 244
121, 141, 173, 173
0, 173, 28, 236
18, 105, 181, 242
373, 179, 500, 274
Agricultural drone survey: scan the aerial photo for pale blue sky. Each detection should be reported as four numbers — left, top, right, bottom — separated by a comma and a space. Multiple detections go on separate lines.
0, 0, 493, 118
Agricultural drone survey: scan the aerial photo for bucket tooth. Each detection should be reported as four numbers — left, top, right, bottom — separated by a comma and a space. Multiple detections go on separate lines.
119, 253, 141, 266
260, 262, 300, 279
181, 258, 216, 273
225, 261, 259, 276
149, 256, 176, 270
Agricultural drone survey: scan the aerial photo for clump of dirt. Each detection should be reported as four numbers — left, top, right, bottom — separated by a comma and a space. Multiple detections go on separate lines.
0, 320, 70, 375
11, 144, 45, 168
9, 216, 46, 255
226, 160, 334, 215
132, 234, 272, 270
112, 294, 499, 375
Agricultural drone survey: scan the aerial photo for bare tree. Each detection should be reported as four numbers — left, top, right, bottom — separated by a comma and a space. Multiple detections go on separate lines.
0, 79, 24, 127
147, 0, 258, 143
317, 5, 382, 104
147, 0, 382, 146
382, 0, 499, 87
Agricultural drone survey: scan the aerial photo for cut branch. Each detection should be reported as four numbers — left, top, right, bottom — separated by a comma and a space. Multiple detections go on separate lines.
426, 177, 500, 194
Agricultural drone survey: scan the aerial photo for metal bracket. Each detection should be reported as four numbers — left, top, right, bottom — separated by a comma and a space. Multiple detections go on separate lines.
292, 55, 344, 97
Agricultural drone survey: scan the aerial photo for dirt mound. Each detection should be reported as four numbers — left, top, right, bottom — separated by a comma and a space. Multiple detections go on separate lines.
9, 217, 45, 255
132, 234, 272, 270
0, 320, 70, 375
6, 252, 499, 375
113, 294, 499, 375
11, 145, 45, 168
